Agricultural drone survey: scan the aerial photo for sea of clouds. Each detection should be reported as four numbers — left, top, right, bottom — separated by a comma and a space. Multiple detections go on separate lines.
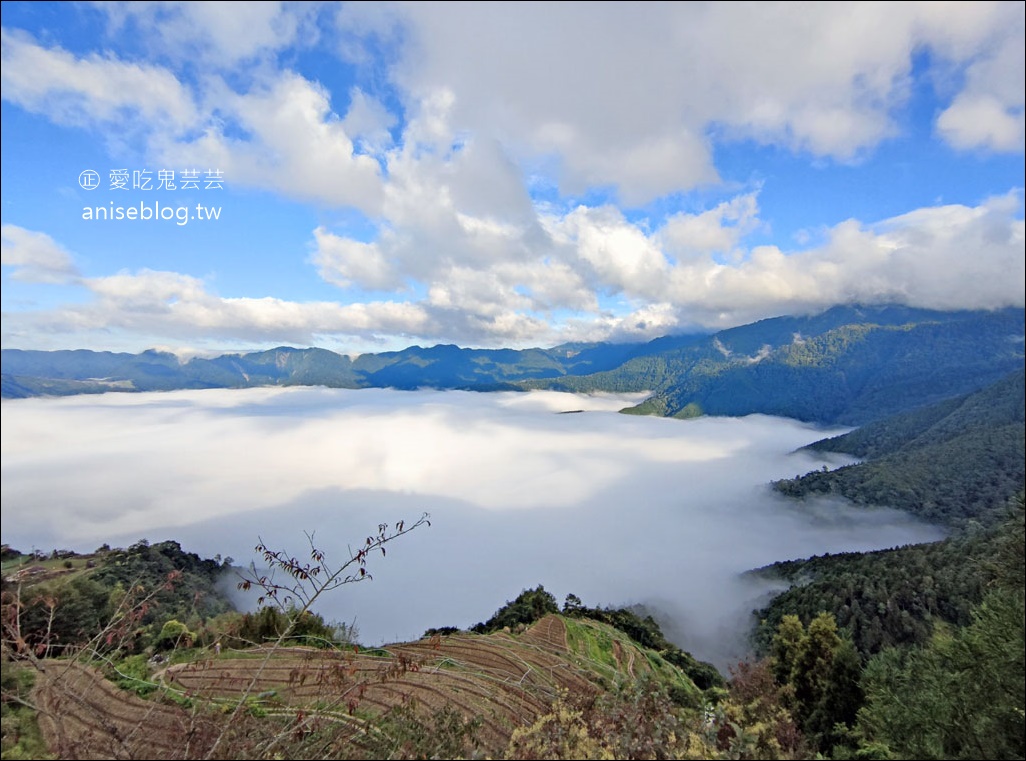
0, 387, 945, 668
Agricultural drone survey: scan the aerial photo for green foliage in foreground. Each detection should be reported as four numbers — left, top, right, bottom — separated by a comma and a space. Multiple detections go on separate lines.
4, 456, 1022, 761
4, 539, 235, 656
214, 605, 346, 649
466, 586, 724, 692
750, 499, 1026, 760
769, 612, 864, 755
856, 590, 1025, 760
0, 665, 51, 760
853, 500, 1025, 760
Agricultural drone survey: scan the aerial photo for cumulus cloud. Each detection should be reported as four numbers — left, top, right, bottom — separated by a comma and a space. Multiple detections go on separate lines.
935, 29, 1025, 152
550, 205, 672, 298
155, 72, 386, 213
0, 387, 945, 666
918, 1, 1025, 152
647, 194, 1026, 329
339, 1, 1024, 204
548, 192, 1023, 333
97, 1, 315, 68
660, 193, 763, 262
2, 263, 561, 350
3, 268, 430, 347
341, 87, 399, 154
2, 5, 1023, 352
3, 188, 1022, 350
311, 228, 403, 291
0, 225, 80, 284
10, 2, 1020, 212
0, 28, 385, 212
0, 27, 198, 133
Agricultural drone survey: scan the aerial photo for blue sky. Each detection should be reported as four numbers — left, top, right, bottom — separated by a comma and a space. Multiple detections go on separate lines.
1, 1, 1023, 354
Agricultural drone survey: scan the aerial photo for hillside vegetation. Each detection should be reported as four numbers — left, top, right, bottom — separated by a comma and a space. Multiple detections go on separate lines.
25, 614, 704, 759
5, 501, 1021, 760
773, 368, 1026, 527
742, 370, 1025, 759
2, 540, 745, 760
748, 497, 1024, 759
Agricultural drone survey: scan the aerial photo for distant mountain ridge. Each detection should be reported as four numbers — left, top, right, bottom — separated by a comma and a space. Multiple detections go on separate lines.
531, 304, 1025, 424
0, 339, 642, 397
3, 304, 1024, 427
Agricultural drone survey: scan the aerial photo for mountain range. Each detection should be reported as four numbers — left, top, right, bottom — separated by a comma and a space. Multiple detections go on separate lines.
4, 303, 1024, 760
4, 304, 1023, 427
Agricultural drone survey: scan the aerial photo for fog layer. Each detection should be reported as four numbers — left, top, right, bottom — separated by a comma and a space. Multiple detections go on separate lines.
1, 387, 945, 668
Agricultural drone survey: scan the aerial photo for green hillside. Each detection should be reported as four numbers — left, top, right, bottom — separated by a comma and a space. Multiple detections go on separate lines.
544, 306, 1024, 425
773, 369, 1025, 527
743, 497, 1024, 759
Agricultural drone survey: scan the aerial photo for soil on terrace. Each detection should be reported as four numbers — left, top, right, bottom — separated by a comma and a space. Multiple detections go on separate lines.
30, 614, 697, 759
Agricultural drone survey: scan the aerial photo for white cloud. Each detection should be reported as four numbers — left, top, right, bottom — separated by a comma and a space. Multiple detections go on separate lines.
4, 3, 1021, 222
585, 302, 685, 344
918, 1, 1024, 152
156, 72, 386, 213
864, 194, 1026, 309
339, 3, 729, 201
936, 29, 1025, 152
546, 205, 672, 299
0, 29, 385, 211
311, 227, 402, 291
4, 268, 431, 347
938, 94, 1025, 153
4, 2, 1022, 218
654, 193, 1026, 328
5, 189, 1022, 350
1, 225, 80, 284
0, 28, 198, 133
338, 2, 1024, 203
341, 87, 398, 154
2, 5, 1023, 351
659, 193, 763, 262
97, 1, 314, 68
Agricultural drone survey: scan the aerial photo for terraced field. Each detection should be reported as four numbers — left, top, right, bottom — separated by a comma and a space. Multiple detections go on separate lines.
31, 615, 700, 759
31, 660, 219, 759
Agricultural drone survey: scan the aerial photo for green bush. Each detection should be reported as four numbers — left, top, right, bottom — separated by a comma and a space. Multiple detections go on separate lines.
470, 585, 558, 633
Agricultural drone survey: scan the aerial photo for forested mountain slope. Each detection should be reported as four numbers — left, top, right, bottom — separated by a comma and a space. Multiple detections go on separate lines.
773, 368, 1025, 527
543, 306, 1024, 425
